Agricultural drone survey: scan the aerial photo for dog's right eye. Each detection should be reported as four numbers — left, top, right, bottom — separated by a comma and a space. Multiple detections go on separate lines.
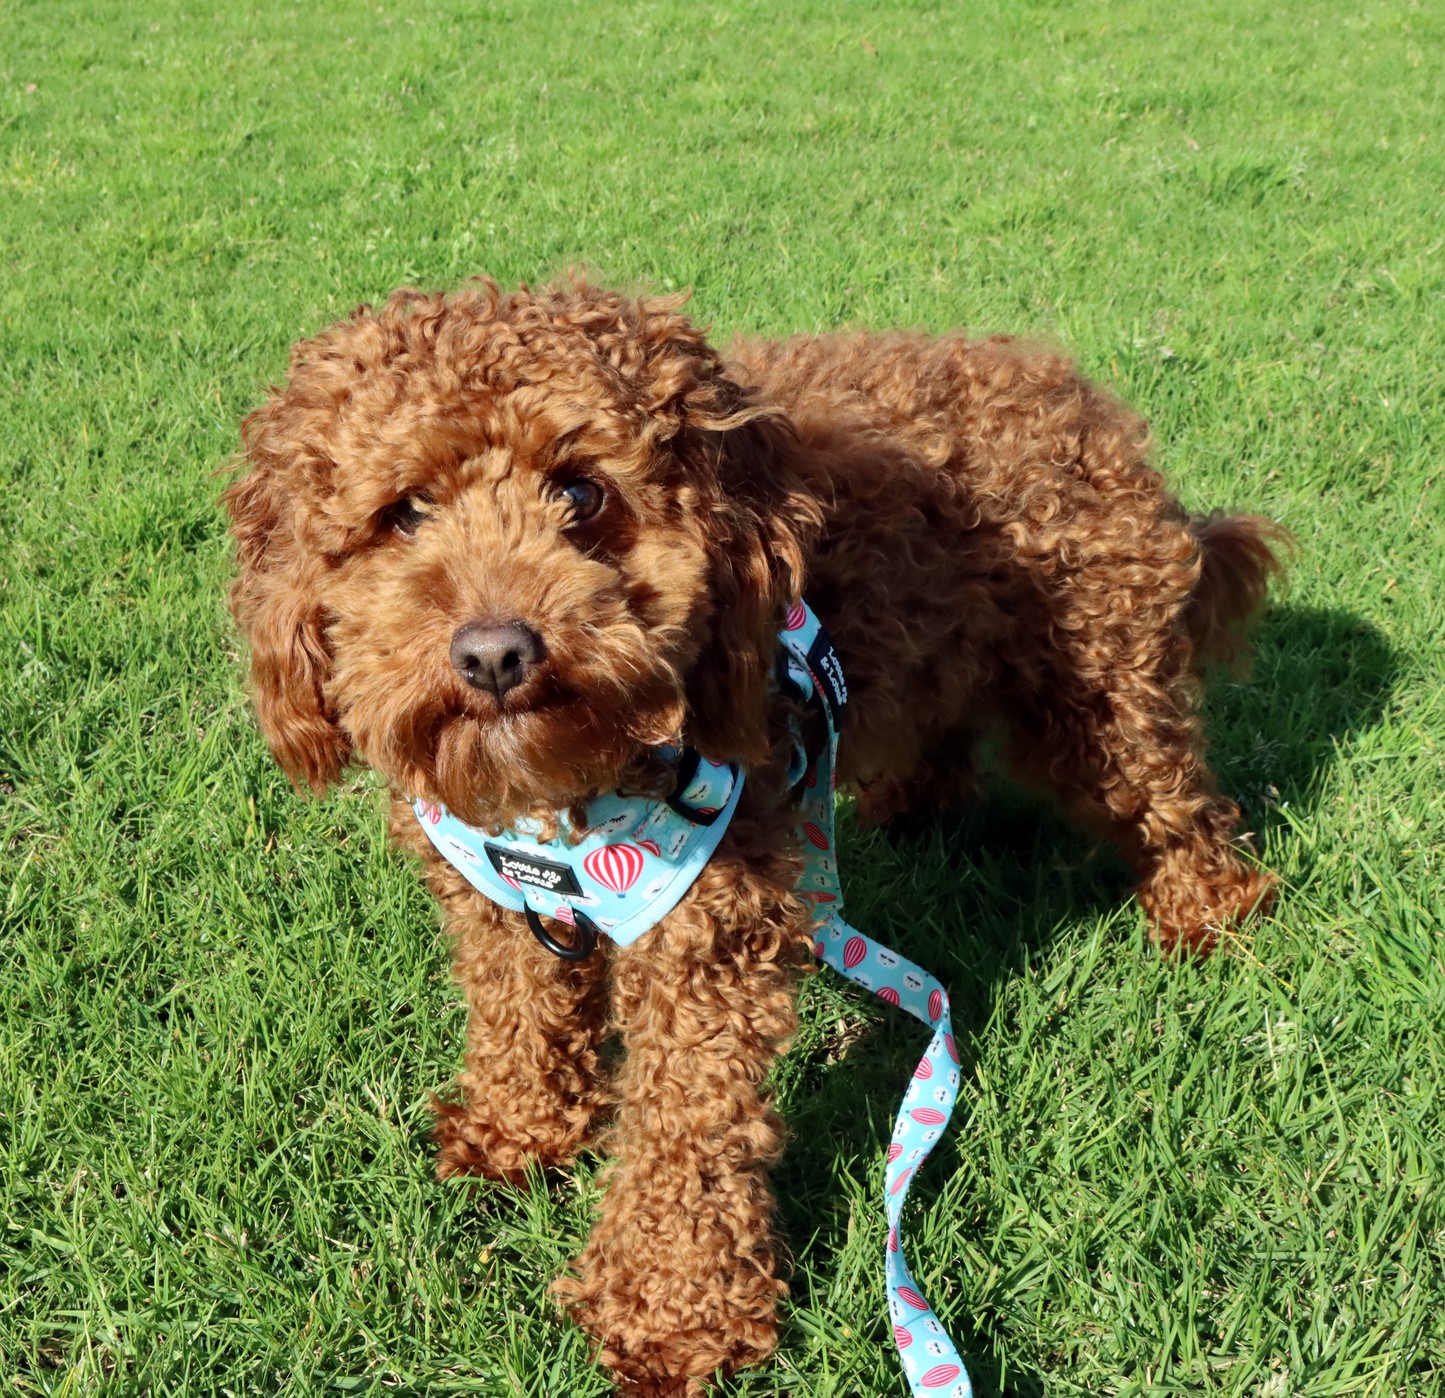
386, 497, 431, 537
558, 479, 605, 524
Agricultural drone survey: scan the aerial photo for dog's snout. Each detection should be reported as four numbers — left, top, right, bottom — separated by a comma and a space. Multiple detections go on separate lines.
450, 621, 544, 697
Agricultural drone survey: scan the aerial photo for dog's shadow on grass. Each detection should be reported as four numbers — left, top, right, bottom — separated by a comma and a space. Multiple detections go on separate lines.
765, 601, 1398, 1397
1201, 602, 1400, 828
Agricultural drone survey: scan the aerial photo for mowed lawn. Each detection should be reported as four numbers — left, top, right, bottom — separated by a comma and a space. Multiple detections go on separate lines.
3, 1, 1443, 1394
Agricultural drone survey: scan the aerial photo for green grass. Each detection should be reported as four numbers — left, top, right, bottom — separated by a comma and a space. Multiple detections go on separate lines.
3, 0, 1444, 1393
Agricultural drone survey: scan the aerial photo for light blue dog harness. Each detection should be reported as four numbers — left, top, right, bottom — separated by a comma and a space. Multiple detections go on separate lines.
415, 747, 744, 956
413, 601, 972, 1397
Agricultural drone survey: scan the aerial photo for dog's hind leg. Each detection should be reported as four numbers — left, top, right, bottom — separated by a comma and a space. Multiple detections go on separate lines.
389, 797, 611, 1182
1009, 511, 1285, 953
1003, 655, 1273, 956
555, 824, 810, 1397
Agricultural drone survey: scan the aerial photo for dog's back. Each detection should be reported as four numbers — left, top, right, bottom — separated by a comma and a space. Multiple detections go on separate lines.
732, 329, 1286, 679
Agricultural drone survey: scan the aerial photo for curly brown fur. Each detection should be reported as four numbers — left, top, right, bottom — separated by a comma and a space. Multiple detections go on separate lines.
553, 802, 810, 1397
388, 795, 614, 1181
224, 278, 1287, 1393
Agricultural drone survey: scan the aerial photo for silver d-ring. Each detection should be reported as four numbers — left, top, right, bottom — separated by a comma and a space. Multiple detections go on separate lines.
524, 904, 598, 961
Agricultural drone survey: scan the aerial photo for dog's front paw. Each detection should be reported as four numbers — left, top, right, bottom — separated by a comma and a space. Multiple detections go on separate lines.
609, 1368, 702, 1398
430, 1097, 580, 1185
557, 1265, 783, 1398
597, 1323, 779, 1398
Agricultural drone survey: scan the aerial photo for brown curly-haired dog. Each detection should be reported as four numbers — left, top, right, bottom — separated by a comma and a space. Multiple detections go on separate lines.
224, 277, 1286, 1395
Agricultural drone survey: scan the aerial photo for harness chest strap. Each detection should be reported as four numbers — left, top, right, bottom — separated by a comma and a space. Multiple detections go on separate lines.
414, 600, 972, 1398
413, 749, 744, 954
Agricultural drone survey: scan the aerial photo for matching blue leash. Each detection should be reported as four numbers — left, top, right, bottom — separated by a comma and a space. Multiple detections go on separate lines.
779, 605, 972, 1398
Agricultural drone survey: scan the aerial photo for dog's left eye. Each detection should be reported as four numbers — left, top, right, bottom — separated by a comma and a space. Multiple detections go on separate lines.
386, 496, 431, 536
558, 479, 604, 523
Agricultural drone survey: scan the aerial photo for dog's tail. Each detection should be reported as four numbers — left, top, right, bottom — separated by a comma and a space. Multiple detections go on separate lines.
1184, 510, 1293, 670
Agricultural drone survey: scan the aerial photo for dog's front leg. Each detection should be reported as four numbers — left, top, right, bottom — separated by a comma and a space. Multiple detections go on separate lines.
436, 896, 614, 1181
390, 797, 612, 1181
557, 832, 810, 1397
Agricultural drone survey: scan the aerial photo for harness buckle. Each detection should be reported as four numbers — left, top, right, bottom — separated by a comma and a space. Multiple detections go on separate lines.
662, 747, 738, 827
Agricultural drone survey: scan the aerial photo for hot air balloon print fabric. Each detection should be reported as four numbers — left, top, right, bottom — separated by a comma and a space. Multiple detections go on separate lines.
583, 842, 646, 896
807, 900, 970, 1395
411, 748, 745, 947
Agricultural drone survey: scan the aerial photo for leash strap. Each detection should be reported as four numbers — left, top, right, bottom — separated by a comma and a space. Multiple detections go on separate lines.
780, 604, 973, 1398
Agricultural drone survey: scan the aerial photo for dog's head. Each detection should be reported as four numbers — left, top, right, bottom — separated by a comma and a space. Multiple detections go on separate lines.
223, 280, 821, 826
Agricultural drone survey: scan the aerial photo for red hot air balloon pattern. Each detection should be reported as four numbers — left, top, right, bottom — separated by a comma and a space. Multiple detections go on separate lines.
583, 843, 645, 896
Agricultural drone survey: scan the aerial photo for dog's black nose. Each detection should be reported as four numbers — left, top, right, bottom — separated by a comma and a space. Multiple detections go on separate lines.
450, 621, 544, 697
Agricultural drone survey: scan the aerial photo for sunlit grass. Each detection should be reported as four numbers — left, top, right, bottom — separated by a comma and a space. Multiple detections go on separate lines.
3, 1, 1443, 1394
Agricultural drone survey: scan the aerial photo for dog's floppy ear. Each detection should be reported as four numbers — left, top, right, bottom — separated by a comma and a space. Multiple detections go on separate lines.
678, 401, 823, 768
222, 399, 352, 796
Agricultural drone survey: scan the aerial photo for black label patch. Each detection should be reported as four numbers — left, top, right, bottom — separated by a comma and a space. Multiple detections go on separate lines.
806, 627, 848, 727
484, 843, 583, 896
